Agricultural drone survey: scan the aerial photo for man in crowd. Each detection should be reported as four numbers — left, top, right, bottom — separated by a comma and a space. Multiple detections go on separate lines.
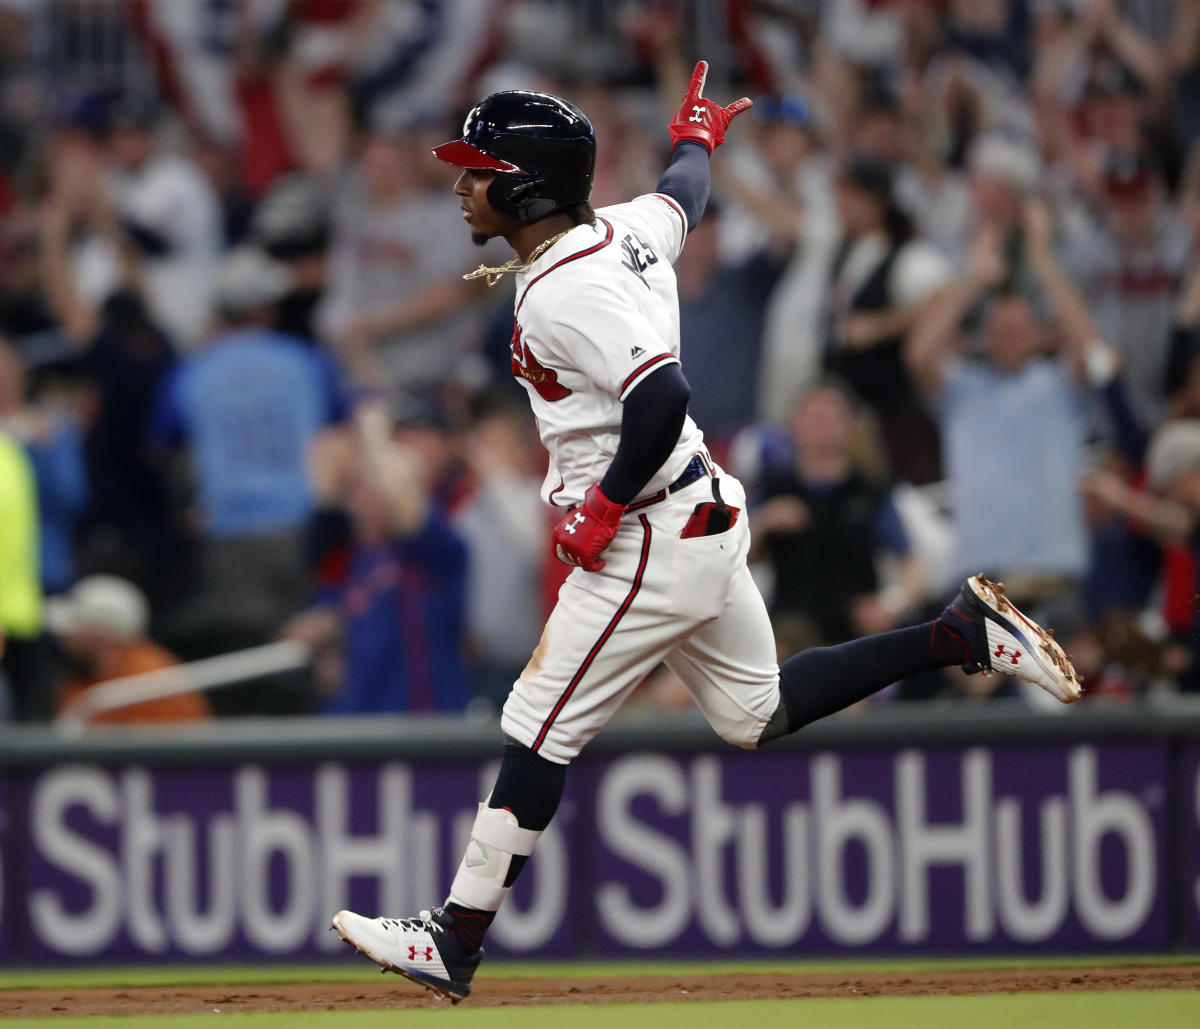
0, 340, 88, 597
907, 202, 1108, 618
674, 202, 784, 450
317, 120, 500, 392
287, 398, 470, 715
822, 156, 952, 483
1062, 152, 1190, 428
149, 248, 346, 671
48, 574, 209, 726
104, 96, 223, 348
753, 380, 924, 654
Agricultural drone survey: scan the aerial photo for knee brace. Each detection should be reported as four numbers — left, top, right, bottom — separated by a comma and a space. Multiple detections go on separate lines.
448, 802, 543, 912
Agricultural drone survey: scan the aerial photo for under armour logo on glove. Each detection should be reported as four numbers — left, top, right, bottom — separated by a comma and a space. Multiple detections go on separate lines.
668, 60, 752, 152
552, 485, 626, 571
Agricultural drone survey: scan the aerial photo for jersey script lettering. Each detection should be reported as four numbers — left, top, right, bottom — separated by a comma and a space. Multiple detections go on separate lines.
511, 321, 571, 401
619, 233, 658, 288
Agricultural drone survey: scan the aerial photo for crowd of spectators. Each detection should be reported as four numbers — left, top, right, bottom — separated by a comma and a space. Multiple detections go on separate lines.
2, 0, 1200, 724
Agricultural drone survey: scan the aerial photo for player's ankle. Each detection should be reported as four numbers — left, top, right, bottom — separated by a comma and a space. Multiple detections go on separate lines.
444, 902, 494, 954
929, 617, 971, 666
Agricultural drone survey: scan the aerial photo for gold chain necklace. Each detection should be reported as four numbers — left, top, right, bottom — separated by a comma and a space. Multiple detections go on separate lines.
463, 227, 574, 288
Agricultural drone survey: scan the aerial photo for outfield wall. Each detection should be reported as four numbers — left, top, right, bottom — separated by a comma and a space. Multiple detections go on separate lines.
1, 702, 1199, 963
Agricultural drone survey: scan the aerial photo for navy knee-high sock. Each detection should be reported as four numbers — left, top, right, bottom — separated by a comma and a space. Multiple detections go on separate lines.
771, 620, 963, 738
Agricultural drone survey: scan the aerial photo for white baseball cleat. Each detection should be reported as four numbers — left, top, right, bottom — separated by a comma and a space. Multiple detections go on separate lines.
939, 575, 1083, 703
330, 907, 482, 1003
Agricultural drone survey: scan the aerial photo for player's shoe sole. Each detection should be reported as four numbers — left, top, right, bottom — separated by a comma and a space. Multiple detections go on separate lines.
942, 575, 1083, 703
330, 909, 479, 1004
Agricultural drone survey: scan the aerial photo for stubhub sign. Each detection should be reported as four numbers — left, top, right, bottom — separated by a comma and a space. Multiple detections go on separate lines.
0, 741, 1181, 962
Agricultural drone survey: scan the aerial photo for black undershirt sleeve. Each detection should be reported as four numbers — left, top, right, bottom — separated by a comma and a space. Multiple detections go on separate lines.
655, 141, 711, 231
599, 362, 691, 505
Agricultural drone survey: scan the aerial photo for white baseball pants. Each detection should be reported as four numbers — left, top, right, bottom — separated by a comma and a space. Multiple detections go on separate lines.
501, 469, 781, 763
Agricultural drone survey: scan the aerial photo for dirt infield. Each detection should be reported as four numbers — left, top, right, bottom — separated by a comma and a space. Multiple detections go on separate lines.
1, 964, 1197, 1016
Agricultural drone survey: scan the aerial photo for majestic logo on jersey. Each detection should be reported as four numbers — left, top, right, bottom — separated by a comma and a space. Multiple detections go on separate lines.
619, 233, 658, 289
630, 345, 645, 358
511, 321, 571, 401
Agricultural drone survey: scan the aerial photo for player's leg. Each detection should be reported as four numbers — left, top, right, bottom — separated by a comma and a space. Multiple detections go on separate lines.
660, 559, 952, 747
333, 515, 693, 999
667, 565, 1081, 748
442, 503, 758, 944
440, 732, 569, 941
664, 563, 781, 748
759, 574, 1082, 742
655, 466, 943, 743
757, 619, 959, 743
330, 737, 563, 1002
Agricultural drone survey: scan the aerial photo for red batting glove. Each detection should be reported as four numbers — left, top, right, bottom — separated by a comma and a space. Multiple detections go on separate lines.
668, 60, 753, 152
553, 484, 625, 572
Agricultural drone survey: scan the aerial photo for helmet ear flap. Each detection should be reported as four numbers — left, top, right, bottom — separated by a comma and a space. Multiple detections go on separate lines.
488, 173, 555, 223
518, 198, 558, 222
512, 185, 557, 221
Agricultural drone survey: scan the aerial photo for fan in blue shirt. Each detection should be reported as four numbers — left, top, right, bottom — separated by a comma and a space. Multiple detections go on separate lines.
149, 251, 347, 539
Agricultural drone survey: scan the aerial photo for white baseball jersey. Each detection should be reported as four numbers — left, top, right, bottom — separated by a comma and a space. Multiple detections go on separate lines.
498, 192, 781, 765
509, 192, 706, 507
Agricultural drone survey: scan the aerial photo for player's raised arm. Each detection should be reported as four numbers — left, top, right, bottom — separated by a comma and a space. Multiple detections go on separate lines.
655, 61, 752, 232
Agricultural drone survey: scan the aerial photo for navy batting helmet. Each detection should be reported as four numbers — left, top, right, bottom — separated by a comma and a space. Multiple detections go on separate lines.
433, 91, 595, 223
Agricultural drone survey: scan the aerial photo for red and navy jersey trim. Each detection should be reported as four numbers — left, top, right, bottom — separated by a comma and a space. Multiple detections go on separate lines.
515, 218, 616, 316
531, 514, 652, 753
620, 352, 677, 397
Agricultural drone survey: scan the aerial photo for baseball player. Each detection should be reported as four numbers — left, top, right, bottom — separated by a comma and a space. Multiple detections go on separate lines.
332, 64, 1081, 1001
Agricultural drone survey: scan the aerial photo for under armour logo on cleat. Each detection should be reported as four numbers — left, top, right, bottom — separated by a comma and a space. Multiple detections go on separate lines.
563, 512, 586, 535
688, 105, 705, 123
993, 643, 1021, 665
408, 945, 434, 962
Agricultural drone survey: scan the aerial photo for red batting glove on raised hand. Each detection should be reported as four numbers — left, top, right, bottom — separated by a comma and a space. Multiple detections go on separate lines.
668, 60, 753, 152
553, 484, 625, 572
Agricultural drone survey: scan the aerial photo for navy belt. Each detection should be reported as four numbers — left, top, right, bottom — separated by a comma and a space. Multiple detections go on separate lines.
626, 454, 711, 512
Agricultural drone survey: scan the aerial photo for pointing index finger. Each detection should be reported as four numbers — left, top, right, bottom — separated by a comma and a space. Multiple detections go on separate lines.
688, 60, 708, 99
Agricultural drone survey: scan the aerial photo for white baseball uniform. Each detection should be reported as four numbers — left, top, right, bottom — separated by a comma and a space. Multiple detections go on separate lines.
500, 192, 781, 764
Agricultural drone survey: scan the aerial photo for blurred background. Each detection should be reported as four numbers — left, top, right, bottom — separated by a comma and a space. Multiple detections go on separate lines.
0, 0, 1199, 968
1, 0, 1199, 724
